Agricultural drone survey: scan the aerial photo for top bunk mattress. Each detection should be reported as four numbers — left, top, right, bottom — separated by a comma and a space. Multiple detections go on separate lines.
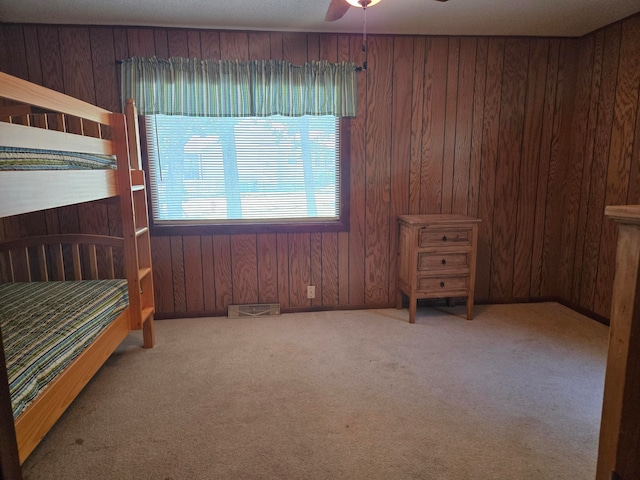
0, 280, 129, 418
0, 146, 117, 170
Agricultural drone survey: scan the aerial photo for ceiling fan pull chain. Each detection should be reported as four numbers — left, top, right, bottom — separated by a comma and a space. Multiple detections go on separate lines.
362, 3, 368, 70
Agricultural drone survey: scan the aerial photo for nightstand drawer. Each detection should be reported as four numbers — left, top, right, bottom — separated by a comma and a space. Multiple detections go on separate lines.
417, 275, 469, 294
418, 252, 469, 271
419, 228, 471, 247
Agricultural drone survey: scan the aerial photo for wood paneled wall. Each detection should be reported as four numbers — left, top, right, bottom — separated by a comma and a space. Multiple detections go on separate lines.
1, 15, 639, 319
560, 14, 640, 319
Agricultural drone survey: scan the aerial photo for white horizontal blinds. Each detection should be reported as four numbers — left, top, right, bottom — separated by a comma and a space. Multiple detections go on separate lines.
145, 115, 340, 224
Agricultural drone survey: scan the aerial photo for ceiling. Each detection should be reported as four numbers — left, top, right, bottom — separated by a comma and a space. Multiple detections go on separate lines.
1, 0, 639, 38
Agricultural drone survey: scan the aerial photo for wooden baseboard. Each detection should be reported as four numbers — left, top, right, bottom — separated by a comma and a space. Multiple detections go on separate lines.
154, 297, 610, 325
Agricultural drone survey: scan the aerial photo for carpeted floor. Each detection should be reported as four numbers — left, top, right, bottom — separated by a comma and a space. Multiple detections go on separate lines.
21, 303, 608, 480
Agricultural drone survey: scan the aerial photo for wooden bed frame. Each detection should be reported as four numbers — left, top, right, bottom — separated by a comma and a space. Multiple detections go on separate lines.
0, 71, 155, 478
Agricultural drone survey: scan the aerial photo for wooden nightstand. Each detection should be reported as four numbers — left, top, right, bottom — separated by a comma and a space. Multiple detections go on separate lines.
396, 214, 480, 323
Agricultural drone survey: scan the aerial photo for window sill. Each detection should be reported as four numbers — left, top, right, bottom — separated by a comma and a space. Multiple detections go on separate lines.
149, 220, 349, 235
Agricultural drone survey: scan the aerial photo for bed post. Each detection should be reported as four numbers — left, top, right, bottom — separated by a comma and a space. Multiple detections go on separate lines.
0, 327, 21, 480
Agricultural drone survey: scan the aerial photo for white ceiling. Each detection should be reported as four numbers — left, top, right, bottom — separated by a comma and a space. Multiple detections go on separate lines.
1, 0, 639, 38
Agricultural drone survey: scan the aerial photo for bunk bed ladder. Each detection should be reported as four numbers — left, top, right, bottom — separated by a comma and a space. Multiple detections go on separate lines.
113, 101, 155, 348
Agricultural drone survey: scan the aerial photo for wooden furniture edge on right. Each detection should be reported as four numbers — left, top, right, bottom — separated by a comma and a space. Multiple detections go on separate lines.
396, 214, 480, 324
596, 205, 640, 480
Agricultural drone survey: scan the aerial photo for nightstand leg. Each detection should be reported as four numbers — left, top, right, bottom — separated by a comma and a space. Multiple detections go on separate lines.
466, 296, 474, 320
409, 296, 417, 324
396, 290, 403, 309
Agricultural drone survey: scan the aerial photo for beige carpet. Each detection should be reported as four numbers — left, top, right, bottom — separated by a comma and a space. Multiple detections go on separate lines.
21, 303, 608, 480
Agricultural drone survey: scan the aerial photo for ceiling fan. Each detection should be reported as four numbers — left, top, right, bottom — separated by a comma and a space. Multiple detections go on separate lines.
326, 0, 448, 22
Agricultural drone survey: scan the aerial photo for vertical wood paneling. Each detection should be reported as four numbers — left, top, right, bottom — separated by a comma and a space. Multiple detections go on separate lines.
579, 24, 621, 309
593, 18, 640, 317
530, 40, 560, 298
409, 37, 426, 214
90, 27, 120, 112
571, 31, 604, 304
187, 30, 201, 58
288, 233, 311, 307
467, 37, 488, 219
421, 37, 448, 213
310, 233, 322, 307
321, 233, 339, 305
626, 70, 640, 206
270, 33, 283, 59
475, 38, 504, 300
276, 233, 290, 306
59, 27, 95, 103
442, 38, 459, 214
559, 38, 594, 302
283, 33, 307, 63
540, 41, 574, 299
113, 27, 129, 96
257, 234, 278, 304
390, 36, 414, 300
319, 34, 337, 61
23, 25, 42, 84
220, 31, 249, 60
213, 235, 233, 311
153, 29, 169, 58
0, 26, 10, 75
5, 20, 640, 320
200, 31, 221, 60
550, 41, 582, 304
490, 39, 529, 300
183, 235, 204, 313
364, 36, 393, 304
170, 236, 187, 312
2, 25, 28, 80
452, 37, 477, 216
167, 29, 189, 58
127, 28, 156, 57
512, 39, 548, 299
201, 235, 217, 312
231, 234, 258, 305
348, 35, 366, 305
37, 27, 64, 92
151, 236, 175, 313
248, 32, 270, 59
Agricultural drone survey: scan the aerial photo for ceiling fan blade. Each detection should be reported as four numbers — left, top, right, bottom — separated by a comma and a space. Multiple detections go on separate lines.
326, 0, 350, 21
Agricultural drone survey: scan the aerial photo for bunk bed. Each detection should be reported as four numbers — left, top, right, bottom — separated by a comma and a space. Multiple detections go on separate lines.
0, 71, 155, 477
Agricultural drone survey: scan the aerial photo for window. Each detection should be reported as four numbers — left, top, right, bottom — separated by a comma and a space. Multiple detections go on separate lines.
143, 114, 349, 234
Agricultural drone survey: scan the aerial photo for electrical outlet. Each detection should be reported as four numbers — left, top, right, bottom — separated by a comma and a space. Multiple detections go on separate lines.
307, 285, 316, 299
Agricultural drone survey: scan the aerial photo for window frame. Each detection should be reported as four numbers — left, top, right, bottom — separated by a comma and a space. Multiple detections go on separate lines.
139, 116, 351, 235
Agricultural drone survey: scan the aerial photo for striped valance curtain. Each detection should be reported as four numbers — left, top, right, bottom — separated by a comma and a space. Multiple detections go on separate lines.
120, 56, 358, 117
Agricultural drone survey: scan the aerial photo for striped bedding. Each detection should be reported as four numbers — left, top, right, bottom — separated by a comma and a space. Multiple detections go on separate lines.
0, 280, 129, 419
0, 146, 117, 170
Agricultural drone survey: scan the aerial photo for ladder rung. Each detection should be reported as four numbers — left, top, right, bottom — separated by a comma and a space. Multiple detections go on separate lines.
141, 306, 154, 323
139, 267, 152, 281
136, 226, 149, 237
130, 169, 145, 187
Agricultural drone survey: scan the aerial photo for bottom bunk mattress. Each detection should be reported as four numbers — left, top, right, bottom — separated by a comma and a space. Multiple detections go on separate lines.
0, 280, 129, 419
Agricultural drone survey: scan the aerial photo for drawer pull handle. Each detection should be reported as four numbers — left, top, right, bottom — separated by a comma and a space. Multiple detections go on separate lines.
440, 282, 445, 288
441, 259, 447, 265
442, 235, 448, 241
